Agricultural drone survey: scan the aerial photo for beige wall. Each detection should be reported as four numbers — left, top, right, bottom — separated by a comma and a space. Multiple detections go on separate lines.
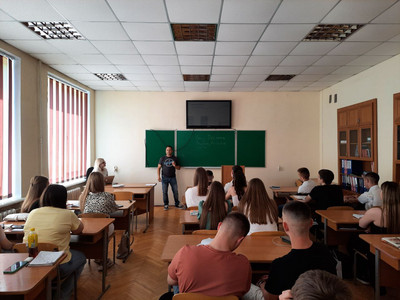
0, 41, 96, 197
95, 91, 320, 204
320, 54, 400, 183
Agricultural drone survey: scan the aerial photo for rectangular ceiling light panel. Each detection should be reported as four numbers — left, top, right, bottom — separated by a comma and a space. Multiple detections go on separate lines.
95, 73, 127, 81
22, 22, 84, 40
183, 74, 210, 81
266, 75, 295, 81
172, 24, 217, 41
303, 24, 364, 41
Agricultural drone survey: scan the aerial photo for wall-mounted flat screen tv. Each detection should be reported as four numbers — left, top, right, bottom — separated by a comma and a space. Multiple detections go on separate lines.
186, 100, 232, 129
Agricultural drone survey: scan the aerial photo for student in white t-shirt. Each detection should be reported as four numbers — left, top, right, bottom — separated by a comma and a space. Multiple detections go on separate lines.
297, 167, 316, 194
185, 167, 209, 208
358, 172, 382, 210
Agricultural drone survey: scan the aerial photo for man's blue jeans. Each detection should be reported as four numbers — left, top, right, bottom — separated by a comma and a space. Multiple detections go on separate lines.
162, 176, 179, 206
58, 249, 86, 300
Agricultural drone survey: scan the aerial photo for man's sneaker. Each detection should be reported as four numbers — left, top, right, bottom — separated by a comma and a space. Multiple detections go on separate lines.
164, 205, 169, 211
175, 204, 185, 209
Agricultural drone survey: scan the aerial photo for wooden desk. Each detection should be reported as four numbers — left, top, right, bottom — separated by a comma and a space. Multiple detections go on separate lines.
0, 253, 64, 300
161, 235, 291, 264
270, 186, 298, 207
360, 234, 400, 300
179, 211, 199, 234
105, 184, 155, 233
316, 210, 364, 245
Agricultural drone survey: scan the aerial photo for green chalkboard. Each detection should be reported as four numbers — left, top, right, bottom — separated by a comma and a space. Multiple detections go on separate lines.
237, 130, 265, 167
145, 130, 175, 167
177, 131, 235, 167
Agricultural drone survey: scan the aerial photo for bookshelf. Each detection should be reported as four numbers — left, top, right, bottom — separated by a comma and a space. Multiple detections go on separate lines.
337, 99, 378, 192
393, 93, 400, 183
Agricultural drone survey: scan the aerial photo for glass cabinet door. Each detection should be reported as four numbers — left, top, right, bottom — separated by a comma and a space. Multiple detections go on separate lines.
349, 129, 359, 157
361, 128, 372, 158
339, 131, 347, 157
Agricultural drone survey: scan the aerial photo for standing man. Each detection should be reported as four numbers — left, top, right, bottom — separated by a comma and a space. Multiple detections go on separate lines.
157, 145, 183, 210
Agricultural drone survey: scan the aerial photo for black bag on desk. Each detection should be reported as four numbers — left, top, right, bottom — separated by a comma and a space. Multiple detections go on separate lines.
117, 230, 131, 259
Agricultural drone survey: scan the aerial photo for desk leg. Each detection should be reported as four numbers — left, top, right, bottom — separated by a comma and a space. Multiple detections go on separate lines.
143, 195, 149, 233
324, 219, 327, 245
375, 249, 380, 300
46, 275, 52, 300
182, 224, 185, 235
98, 228, 111, 299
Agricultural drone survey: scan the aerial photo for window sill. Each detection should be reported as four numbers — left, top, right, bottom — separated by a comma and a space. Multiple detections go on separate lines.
59, 178, 86, 189
0, 197, 23, 209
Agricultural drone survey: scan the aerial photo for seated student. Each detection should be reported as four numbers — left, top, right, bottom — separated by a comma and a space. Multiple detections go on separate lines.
239, 178, 278, 234
225, 168, 247, 206
301, 169, 344, 212
296, 167, 316, 194
243, 201, 336, 300
185, 167, 209, 208
0, 227, 13, 252
198, 181, 232, 230
279, 270, 352, 300
206, 170, 214, 186
165, 212, 251, 299
20, 176, 49, 213
93, 157, 108, 177
358, 172, 382, 209
224, 165, 243, 192
23, 185, 86, 300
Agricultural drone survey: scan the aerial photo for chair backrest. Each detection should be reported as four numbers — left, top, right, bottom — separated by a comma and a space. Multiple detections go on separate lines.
13, 242, 58, 253
78, 212, 110, 218
192, 230, 218, 235
173, 293, 238, 300
113, 191, 133, 201
327, 206, 354, 211
187, 206, 198, 211
250, 231, 285, 237
232, 206, 238, 211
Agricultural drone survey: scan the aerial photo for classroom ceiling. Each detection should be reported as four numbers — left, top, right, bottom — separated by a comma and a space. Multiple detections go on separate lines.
0, 0, 400, 92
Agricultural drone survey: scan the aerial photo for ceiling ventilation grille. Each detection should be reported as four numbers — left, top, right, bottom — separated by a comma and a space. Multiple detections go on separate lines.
183, 74, 210, 81
95, 73, 127, 81
265, 75, 295, 81
21, 22, 84, 40
303, 24, 364, 41
172, 24, 217, 41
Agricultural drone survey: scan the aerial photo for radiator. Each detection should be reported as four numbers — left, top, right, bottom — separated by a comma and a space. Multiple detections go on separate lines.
67, 187, 82, 200
0, 208, 16, 221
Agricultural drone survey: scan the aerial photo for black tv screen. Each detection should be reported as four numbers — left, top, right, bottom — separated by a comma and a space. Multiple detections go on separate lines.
186, 100, 231, 129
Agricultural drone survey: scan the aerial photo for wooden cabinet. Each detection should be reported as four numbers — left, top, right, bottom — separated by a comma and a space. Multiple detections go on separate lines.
393, 93, 400, 182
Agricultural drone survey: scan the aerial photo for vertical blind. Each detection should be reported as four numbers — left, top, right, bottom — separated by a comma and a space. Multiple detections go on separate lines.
48, 77, 88, 183
0, 55, 13, 199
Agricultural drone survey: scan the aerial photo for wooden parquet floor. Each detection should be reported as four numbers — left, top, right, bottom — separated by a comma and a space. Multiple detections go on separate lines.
76, 207, 400, 300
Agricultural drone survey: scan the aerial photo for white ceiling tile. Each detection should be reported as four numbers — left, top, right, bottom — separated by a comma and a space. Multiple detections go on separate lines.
83, 64, 119, 73
364, 42, 400, 55
178, 56, 213, 65
217, 24, 266, 42
221, 0, 281, 23
253, 42, 297, 55
175, 42, 215, 55
314, 55, 358, 66
309, 81, 337, 87
271, 66, 307, 74
108, 0, 168, 22
122, 23, 172, 41
71, 54, 109, 64
241, 66, 275, 74
134, 41, 176, 55
92, 86, 115, 90
92, 41, 138, 54
213, 56, 248, 66
301, 86, 324, 91
211, 74, 239, 81
166, 0, 222, 23
258, 81, 285, 88
133, 81, 159, 87
107, 81, 135, 87
347, 25, 400, 42
390, 34, 400, 42
148, 66, 181, 74
209, 82, 235, 87
327, 42, 381, 55
261, 24, 315, 42
290, 42, 339, 55
105, 55, 145, 65
322, 0, 396, 23
372, 1, 400, 23
332, 65, 370, 75
231, 87, 256, 92
71, 22, 129, 40
291, 74, 324, 82
124, 74, 155, 81
162, 87, 185, 91
215, 42, 256, 55
278, 87, 301, 91
279, 56, 321, 66
234, 81, 262, 88
158, 81, 184, 87
109, 86, 136, 90
116, 65, 151, 74
79, 80, 110, 87
209, 86, 233, 91
184, 82, 209, 87
211, 66, 243, 74
0, 0, 64, 21
346, 55, 392, 66
48, 0, 116, 21
0, 22, 41, 40
142, 55, 178, 65
185, 87, 210, 92
32, 53, 77, 64
0, 10, 13, 20
318, 74, 351, 82
50, 65, 89, 74
246, 56, 284, 66
237, 74, 267, 81
301, 66, 339, 74
283, 81, 314, 87
154, 74, 183, 81
181, 66, 211, 74
255, 87, 278, 91
47, 40, 100, 54
4, 40, 61, 54
65, 73, 99, 80
271, 0, 339, 23
138, 87, 162, 91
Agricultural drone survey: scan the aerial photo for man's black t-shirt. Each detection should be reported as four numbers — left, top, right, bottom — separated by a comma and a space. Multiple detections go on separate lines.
158, 155, 179, 178
264, 243, 337, 295
309, 184, 344, 210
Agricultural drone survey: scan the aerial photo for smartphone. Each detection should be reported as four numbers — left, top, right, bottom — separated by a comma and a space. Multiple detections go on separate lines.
281, 235, 291, 244
11, 225, 24, 229
3, 261, 28, 274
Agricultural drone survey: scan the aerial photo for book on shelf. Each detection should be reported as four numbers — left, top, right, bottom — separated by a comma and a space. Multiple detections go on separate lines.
28, 251, 64, 266
381, 237, 400, 250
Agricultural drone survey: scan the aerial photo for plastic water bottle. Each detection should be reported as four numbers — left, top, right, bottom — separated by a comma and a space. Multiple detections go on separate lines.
28, 228, 38, 257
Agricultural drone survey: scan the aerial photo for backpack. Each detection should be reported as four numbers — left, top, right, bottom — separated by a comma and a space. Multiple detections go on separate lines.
117, 230, 132, 260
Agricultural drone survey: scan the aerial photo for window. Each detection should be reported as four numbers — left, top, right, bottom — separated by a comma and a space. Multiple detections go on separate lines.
48, 77, 89, 183
0, 54, 14, 198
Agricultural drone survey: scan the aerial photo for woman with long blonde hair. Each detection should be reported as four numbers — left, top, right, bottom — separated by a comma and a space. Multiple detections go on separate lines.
185, 167, 209, 208
239, 178, 278, 234
93, 158, 108, 177
21, 176, 49, 213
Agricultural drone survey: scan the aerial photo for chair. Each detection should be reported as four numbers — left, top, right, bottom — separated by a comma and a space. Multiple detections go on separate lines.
173, 293, 238, 300
13, 243, 77, 300
250, 231, 285, 237
78, 213, 116, 265
192, 230, 218, 235
187, 206, 198, 211
327, 206, 354, 210
232, 206, 238, 211
112, 191, 138, 230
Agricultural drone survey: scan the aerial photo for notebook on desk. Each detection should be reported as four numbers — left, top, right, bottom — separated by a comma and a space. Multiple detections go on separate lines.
104, 176, 114, 185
